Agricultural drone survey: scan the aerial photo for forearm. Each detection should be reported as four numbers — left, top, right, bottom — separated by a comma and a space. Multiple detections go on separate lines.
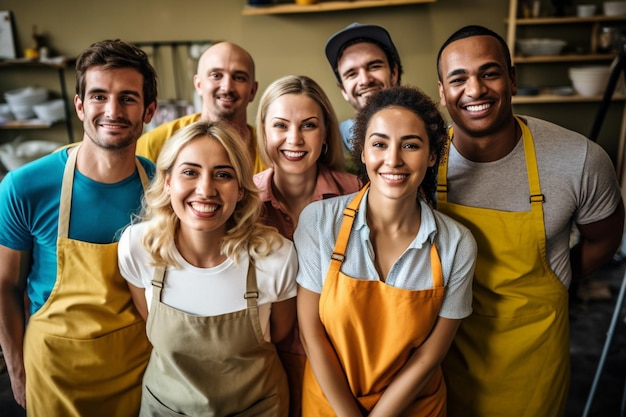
0, 284, 27, 408
572, 200, 625, 283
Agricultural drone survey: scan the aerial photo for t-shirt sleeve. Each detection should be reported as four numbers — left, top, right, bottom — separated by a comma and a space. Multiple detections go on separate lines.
0, 172, 33, 251
576, 141, 622, 225
272, 238, 298, 301
294, 203, 324, 294
439, 225, 477, 319
117, 224, 148, 289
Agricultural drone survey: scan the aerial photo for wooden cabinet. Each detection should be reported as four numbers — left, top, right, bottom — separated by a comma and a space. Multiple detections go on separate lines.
242, 0, 435, 15
0, 59, 75, 143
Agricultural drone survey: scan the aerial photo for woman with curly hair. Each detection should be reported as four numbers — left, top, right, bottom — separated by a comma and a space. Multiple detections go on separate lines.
118, 120, 295, 416
295, 85, 477, 416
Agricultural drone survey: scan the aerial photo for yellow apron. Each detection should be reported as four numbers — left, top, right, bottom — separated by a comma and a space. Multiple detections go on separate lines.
140, 260, 289, 416
437, 117, 570, 417
23, 145, 152, 417
302, 185, 447, 416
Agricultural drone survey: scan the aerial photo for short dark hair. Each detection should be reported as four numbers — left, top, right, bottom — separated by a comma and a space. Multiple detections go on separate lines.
75, 39, 158, 108
436, 25, 512, 81
351, 86, 447, 208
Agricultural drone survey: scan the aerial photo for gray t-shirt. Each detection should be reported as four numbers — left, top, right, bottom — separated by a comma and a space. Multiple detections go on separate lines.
445, 116, 621, 288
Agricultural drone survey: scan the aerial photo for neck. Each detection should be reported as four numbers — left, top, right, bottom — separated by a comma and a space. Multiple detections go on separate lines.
272, 166, 318, 220
366, 188, 421, 234
176, 227, 226, 268
73, 141, 137, 184
452, 115, 521, 163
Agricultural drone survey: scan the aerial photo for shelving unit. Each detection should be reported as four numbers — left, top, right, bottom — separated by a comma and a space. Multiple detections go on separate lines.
506, 0, 626, 178
0, 58, 75, 143
506, 0, 626, 105
242, 0, 435, 15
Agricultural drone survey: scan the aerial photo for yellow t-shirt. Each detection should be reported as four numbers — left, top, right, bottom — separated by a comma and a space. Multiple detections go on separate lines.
135, 113, 266, 174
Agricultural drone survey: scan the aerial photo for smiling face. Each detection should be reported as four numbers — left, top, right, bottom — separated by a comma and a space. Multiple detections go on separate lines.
437, 35, 517, 139
337, 42, 398, 111
75, 66, 155, 150
193, 42, 258, 122
361, 106, 436, 203
263, 93, 325, 178
166, 135, 243, 238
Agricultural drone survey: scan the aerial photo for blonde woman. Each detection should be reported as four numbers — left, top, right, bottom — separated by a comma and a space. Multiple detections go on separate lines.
254, 75, 360, 416
118, 120, 296, 416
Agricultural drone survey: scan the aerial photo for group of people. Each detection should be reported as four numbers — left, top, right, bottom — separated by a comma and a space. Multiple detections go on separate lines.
0, 20, 622, 417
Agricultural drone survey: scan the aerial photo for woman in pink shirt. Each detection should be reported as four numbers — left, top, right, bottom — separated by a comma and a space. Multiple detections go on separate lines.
254, 75, 360, 416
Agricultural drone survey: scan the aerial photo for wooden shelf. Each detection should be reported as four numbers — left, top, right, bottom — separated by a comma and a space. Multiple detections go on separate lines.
242, 0, 435, 15
514, 53, 618, 63
508, 15, 626, 25
513, 93, 626, 104
0, 119, 54, 129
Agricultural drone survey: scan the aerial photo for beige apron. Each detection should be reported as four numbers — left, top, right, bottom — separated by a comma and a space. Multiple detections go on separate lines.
302, 185, 447, 416
23, 145, 152, 416
437, 117, 570, 417
140, 259, 289, 417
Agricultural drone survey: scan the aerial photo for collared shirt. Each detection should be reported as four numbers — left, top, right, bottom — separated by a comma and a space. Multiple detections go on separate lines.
253, 165, 360, 240
294, 189, 476, 319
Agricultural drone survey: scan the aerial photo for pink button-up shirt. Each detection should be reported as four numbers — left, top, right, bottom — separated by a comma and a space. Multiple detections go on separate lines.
254, 166, 361, 241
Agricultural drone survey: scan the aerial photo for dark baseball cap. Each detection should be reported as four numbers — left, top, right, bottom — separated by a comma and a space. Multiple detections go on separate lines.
325, 23, 400, 79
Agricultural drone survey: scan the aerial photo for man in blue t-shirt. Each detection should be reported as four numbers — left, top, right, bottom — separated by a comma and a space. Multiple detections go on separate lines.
0, 40, 157, 416
324, 22, 403, 152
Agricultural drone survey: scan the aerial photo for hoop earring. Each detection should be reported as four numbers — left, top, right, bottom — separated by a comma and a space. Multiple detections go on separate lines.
321, 143, 328, 157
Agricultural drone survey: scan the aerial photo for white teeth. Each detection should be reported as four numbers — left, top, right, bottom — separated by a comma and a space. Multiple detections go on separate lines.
283, 151, 306, 158
190, 203, 218, 213
381, 174, 407, 181
465, 103, 491, 112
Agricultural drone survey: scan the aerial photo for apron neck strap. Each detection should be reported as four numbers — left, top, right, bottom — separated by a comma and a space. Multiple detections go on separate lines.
57, 145, 150, 239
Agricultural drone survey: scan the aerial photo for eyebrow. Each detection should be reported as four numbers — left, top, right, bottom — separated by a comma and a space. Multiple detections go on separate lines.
177, 162, 235, 170
86, 88, 141, 98
369, 133, 425, 142
445, 62, 503, 80
340, 58, 385, 79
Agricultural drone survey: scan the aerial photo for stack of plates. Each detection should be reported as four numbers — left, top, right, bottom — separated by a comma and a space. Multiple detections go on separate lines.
4, 87, 48, 120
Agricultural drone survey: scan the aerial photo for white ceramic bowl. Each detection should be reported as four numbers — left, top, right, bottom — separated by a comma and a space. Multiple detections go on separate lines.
604, 1, 626, 15
569, 66, 611, 96
33, 99, 66, 123
577, 4, 597, 16
517, 39, 566, 56
4, 87, 48, 105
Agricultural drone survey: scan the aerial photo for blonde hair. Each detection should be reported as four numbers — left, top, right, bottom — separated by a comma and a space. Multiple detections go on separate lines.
140, 120, 282, 267
256, 75, 345, 171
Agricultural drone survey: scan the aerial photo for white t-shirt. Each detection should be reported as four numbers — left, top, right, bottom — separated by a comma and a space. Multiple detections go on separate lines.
118, 221, 298, 341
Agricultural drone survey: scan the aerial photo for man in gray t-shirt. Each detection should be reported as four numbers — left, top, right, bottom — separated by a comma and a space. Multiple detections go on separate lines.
435, 25, 624, 417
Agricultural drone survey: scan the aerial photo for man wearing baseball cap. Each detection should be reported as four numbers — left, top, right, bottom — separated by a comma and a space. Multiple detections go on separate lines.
325, 22, 403, 150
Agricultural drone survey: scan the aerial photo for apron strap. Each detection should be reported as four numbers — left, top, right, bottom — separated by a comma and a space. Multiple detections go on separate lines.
57, 145, 150, 239
330, 184, 369, 266
244, 258, 259, 309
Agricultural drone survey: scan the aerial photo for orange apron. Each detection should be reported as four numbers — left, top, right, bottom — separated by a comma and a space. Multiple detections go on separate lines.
23, 145, 152, 417
302, 185, 447, 416
437, 117, 570, 417
140, 261, 289, 416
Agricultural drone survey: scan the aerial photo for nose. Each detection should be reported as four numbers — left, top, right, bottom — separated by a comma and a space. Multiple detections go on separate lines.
385, 146, 402, 167
356, 68, 372, 86
196, 175, 217, 197
219, 75, 233, 92
286, 126, 303, 146
104, 99, 122, 119
465, 76, 487, 98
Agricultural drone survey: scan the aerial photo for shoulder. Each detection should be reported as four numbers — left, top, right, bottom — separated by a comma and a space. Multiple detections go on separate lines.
253, 168, 273, 192
431, 207, 477, 248
318, 167, 361, 195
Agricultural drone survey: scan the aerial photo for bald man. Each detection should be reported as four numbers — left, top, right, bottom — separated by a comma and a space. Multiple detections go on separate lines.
136, 41, 265, 173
